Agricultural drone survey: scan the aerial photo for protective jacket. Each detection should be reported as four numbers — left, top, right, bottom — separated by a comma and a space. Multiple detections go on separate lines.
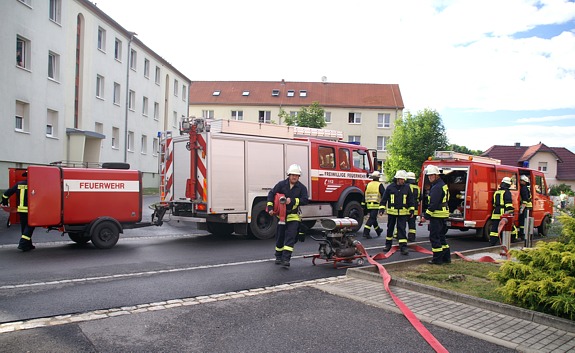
520, 184, 532, 208
267, 178, 309, 222
426, 178, 449, 219
2, 181, 29, 213
364, 181, 385, 210
380, 181, 414, 216
492, 183, 514, 220
408, 182, 421, 215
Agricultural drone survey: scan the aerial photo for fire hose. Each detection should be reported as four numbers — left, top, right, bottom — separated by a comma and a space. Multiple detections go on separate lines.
272, 193, 287, 224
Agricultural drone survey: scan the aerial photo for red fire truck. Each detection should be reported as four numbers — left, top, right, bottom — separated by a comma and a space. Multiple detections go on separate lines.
157, 118, 377, 239
3, 164, 164, 249
420, 151, 554, 241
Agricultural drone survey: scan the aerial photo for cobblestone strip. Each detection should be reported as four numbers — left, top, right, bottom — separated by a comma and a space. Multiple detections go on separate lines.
0, 276, 346, 334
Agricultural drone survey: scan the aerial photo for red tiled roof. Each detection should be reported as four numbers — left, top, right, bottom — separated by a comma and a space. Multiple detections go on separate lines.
188, 81, 404, 109
481, 143, 575, 180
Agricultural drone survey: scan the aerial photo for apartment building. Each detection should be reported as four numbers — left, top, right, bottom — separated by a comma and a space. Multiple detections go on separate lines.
1, 0, 190, 188
188, 80, 404, 170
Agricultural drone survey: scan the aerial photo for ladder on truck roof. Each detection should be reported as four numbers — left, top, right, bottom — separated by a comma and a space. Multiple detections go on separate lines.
434, 151, 501, 165
158, 131, 173, 202
208, 119, 343, 141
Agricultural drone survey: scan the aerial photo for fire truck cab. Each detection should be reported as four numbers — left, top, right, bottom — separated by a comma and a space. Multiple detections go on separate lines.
420, 151, 553, 240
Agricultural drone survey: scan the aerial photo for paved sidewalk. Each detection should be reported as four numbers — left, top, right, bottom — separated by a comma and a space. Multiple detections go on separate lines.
314, 272, 575, 353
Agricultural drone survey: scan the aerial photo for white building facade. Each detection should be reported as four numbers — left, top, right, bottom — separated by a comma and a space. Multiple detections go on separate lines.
1, 0, 190, 188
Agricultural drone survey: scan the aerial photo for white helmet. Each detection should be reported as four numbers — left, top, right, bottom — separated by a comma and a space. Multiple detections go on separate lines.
520, 175, 529, 183
394, 170, 408, 180
286, 164, 302, 176
501, 177, 512, 185
371, 171, 380, 179
406, 171, 416, 180
425, 165, 441, 175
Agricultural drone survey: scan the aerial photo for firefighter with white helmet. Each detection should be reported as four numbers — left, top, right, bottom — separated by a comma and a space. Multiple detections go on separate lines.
379, 169, 414, 255
362, 171, 385, 239
489, 176, 515, 246
406, 171, 420, 242
423, 164, 451, 264
266, 164, 309, 268
518, 174, 532, 243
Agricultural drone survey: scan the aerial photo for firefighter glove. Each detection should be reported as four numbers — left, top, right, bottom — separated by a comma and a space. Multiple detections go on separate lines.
423, 212, 431, 220
1, 196, 8, 206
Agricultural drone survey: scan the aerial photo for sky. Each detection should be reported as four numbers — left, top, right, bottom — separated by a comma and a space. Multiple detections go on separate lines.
92, 0, 575, 152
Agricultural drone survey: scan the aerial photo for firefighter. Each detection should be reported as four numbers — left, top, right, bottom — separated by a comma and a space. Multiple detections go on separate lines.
266, 164, 309, 268
1, 171, 36, 251
518, 175, 532, 242
406, 171, 420, 242
489, 177, 515, 246
423, 165, 451, 265
379, 170, 414, 255
362, 171, 385, 239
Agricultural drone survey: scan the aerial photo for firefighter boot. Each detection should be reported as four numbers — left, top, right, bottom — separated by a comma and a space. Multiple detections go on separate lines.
274, 251, 282, 265
400, 244, 409, 255
17, 237, 35, 252
383, 241, 392, 253
362, 227, 372, 239
375, 227, 383, 237
281, 251, 291, 268
442, 248, 451, 264
428, 252, 443, 265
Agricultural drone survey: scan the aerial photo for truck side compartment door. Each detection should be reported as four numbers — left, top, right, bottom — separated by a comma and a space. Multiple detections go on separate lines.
27, 165, 62, 227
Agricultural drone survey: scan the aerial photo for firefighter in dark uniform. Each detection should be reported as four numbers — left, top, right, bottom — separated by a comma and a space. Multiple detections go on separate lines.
518, 175, 532, 242
379, 170, 414, 255
406, 171, 420, 242
362, 171, 385, 239
266, 164, 309, 268
1, 171, 36, 251
489, 177, 515, 246
423, 165, 451, 265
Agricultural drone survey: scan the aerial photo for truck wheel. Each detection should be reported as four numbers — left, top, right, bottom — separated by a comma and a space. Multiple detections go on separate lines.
249, 201, 277, 240
207, 222, 234, 236
68, 232, 90, 244
90, 221, 120, 249
476, 219, 491, 242
342, 201, 364, 232
538, 215, 551, 237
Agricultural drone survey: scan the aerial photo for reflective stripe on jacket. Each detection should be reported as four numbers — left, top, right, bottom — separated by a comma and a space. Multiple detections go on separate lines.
426, 179, 449, 218
492, 188, 513, 220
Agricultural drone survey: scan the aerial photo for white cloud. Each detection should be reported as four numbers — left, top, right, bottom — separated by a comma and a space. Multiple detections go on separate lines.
516, 114, 575, 123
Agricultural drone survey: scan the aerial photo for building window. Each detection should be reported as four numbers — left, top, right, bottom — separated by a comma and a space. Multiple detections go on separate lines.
378, 113, 390, 128
112, 127, 119, 149
113, 82, 121, 105
213, 90, 221, 96
287, 90, 295, 97
141, 135, 147, 154
97, 27, 106, 51
154, 102, 159, 120
153, 137, 159, 156
272, 89, 280, 96
299, 90, 307, 97
242, 90, 250, 96
538, 162, 548, 172
142, 97, 149, 116
15, 101, 29, 132
114, 38, 122, 61
231, 110, 243, 120
128, 90, 135, 111
174, 79, 179, 96
182, 85, 187, 101
128, 131, 134, 152
324, 111, 331, 123
348, 135, 361, 144
377, 136, 389, 151
348, 112, 361, 124
130, 49, 137, 70
48, 51, 60, 80
259, 111, 271, 123
290, 111, 298, 117
144, 58, 150, 78
173, 111, 178, 128
16, 36, 30, 68
96, 75, 104, 99
49, 0, 61, 24
46, 109, 58, 138
202, 110, 214, 119
155, 66, 160, 84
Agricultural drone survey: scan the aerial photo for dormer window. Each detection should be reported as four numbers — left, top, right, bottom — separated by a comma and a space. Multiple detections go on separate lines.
272, 89, 280, 96
287, 90, 295, 97
299, 90, 307, 97
212, 90, 221, 96
242, 90, 250, 96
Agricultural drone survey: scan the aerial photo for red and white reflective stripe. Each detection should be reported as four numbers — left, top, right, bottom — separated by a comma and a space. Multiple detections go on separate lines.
162, 137, 173, 201
196, 134, 207, 201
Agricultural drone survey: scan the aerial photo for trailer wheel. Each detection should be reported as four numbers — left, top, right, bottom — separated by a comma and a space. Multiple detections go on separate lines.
90, 221, 120, 249
207, 222, 234, 236
249, 201, 277, 240
342, 201, 364, 232
68, 232, 90, 244
538, 215, 551, 237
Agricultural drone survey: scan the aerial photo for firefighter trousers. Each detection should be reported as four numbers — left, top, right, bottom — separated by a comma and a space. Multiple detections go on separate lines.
386, 214, 408, 245
18, 213, 35, 249
518, 207, 531, 238
407, 215, 417, 241
363, 209, 382, 236
275, 221, 299, 262
429, 217, 448, 255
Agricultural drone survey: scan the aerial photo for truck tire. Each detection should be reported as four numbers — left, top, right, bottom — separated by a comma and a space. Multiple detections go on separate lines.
538, 215, 551, 237
342, 201, 363, 232
90, 220, 120, 249
68, 232, 90, 244
249, 201, 277, 240
476, 219, 491, 242
207, 222, 234, 236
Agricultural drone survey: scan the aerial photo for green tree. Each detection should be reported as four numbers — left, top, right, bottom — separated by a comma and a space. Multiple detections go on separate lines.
448, 144, 483, 156
549, 183, 573, 196
280, 101, 326, 128
384, 108, 448, 182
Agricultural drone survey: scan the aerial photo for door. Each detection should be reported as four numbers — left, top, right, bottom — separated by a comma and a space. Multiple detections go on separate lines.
27, 166, 62, 226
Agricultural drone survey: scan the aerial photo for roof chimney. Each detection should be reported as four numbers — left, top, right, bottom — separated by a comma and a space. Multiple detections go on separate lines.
515, 142, 521, 148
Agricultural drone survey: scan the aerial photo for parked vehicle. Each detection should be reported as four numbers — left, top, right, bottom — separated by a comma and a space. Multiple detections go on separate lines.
420, 151, 553, 240
158, 118, 377, 239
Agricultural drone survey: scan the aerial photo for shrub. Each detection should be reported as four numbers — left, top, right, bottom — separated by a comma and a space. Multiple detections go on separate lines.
490, 215, 575, 320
